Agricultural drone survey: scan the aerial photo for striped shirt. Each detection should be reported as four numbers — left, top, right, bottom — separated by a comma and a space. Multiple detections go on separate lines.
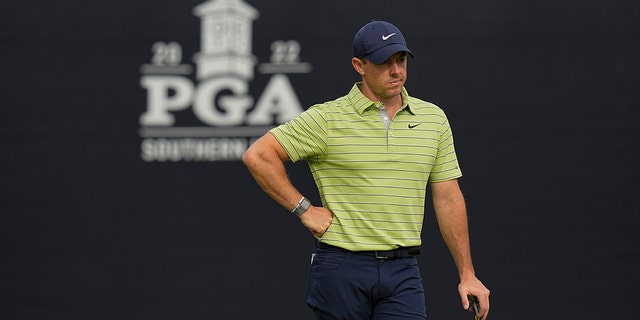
270, 83, 462, 251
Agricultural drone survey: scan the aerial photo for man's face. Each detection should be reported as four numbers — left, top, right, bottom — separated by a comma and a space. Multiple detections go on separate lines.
359, 51, 408, 101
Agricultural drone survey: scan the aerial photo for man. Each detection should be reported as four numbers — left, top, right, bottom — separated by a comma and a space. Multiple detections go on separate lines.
242, 20, 490, 320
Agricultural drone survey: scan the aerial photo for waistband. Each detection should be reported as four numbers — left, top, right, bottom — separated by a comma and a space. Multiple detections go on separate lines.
317, 242, 420, 260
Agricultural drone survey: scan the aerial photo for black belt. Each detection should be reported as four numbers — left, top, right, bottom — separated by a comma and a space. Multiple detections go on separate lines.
318, 242, 420, 260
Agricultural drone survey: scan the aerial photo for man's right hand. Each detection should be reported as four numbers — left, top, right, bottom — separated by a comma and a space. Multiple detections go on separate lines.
299, 206, 334, 237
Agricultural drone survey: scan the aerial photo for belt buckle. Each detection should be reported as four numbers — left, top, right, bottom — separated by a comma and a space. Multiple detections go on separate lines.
374, 250, 394, 259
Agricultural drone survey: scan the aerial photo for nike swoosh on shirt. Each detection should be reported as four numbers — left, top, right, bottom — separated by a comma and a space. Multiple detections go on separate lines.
408, 123, 420, 129
382, 33, 396, 41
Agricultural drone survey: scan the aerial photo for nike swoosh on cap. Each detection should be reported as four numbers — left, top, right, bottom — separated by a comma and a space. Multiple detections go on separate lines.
382, 33, 396, 40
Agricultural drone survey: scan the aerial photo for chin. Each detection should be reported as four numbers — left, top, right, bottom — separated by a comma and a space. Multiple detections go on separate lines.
387, 87, 403, 96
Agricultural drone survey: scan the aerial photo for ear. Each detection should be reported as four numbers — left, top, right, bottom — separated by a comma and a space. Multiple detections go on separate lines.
352, 57, 365, 75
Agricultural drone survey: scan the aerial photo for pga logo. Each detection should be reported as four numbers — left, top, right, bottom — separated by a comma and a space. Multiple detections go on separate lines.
139, 72, 303, 128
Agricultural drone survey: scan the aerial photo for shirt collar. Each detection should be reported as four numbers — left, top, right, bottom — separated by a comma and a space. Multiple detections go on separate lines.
348, 82, 415, 115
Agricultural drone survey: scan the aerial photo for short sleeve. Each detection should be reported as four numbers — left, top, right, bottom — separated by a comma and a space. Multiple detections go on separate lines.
269, 106, 328, 163
428, 115, 462, 182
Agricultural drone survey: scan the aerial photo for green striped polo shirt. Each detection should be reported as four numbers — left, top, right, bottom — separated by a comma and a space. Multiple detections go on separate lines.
270, 83, 462, 251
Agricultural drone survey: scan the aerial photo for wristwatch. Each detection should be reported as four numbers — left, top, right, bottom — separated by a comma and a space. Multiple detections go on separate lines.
291, 196, 311, 217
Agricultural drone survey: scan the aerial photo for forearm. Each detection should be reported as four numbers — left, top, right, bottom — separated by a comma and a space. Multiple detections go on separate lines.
243, 134, 334, 236
431, 181, 475, 280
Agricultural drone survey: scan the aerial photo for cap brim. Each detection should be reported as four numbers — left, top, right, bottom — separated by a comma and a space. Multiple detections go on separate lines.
365, 44, 414, 64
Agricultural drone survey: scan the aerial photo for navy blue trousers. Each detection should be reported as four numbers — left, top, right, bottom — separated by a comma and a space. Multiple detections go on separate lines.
306, 246, 427, 320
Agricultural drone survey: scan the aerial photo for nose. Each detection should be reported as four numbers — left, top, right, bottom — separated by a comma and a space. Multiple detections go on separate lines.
389, 61, 401, 74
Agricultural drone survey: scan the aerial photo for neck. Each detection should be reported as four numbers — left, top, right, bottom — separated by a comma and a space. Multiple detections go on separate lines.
382, 101, 402, 119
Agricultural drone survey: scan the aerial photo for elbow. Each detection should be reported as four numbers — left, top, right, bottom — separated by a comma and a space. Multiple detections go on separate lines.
242, 141, 272, 169
242, 133, 287, 169
242, 145, 258, 168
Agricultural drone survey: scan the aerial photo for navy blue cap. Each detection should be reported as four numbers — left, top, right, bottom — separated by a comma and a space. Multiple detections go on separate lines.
353, 21, 414, 64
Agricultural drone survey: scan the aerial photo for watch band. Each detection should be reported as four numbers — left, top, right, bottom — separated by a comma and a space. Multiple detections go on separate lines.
291, 196, 311, 217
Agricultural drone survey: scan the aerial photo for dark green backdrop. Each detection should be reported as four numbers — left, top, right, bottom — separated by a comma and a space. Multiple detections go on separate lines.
2, 0, 639, 319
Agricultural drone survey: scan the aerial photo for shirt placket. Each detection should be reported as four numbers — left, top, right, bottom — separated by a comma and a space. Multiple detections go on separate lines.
377, 104, 395, 153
